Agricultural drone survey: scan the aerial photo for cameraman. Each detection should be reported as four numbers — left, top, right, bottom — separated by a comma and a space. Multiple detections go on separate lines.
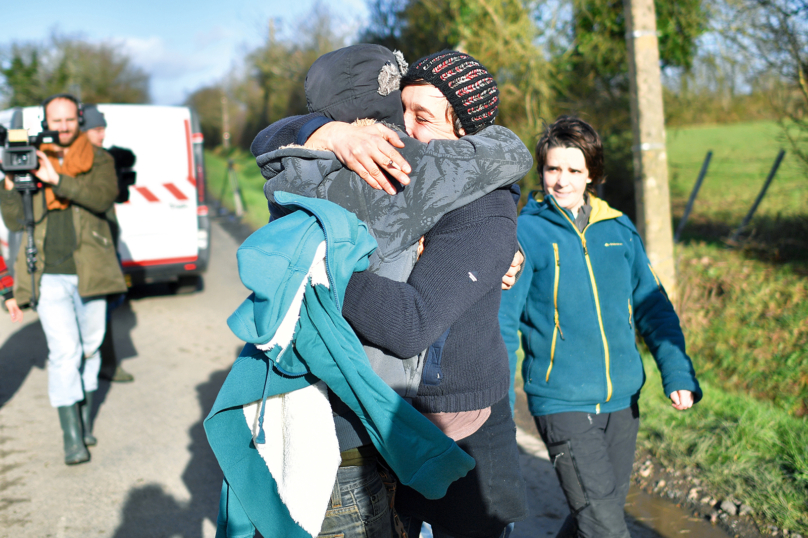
0, 94, 126, 466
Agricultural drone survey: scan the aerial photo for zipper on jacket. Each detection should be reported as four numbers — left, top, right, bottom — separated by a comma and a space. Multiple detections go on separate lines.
548, 198, 613, 402
546, 243, 564, 382
628, 299, 633, 329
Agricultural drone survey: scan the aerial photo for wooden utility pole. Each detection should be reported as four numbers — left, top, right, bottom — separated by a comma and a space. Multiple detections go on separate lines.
221, 92, 231, 151
623, 0, 677, 298
220, 91, 244, 216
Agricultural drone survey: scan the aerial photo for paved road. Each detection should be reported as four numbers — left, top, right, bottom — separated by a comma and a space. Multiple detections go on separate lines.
0, 220, 246, 537
0, 219, 660, 538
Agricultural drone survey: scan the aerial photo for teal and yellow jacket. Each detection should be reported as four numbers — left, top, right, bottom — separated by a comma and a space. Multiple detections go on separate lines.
499, 193, 702, 417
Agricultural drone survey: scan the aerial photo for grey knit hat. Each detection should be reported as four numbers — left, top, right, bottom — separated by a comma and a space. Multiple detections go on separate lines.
402, 50, 499, 134
81, 105, 107, 131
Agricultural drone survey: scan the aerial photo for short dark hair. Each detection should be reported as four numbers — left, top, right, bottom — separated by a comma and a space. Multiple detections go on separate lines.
535, 115, 605, 189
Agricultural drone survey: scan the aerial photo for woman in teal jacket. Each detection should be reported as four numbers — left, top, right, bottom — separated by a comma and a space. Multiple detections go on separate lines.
499, 116, 701, 538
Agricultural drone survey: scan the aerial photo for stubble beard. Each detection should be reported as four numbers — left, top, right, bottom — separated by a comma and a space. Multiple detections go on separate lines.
57, 126, 81, 149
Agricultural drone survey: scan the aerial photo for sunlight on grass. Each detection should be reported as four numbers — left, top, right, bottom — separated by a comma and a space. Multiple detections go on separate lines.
204, 150, 270, 231
639, 353, 808, 534
668, 121, 806, 222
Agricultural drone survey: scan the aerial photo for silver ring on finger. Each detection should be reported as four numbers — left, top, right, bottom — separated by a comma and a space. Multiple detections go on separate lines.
387, 159, 394, 167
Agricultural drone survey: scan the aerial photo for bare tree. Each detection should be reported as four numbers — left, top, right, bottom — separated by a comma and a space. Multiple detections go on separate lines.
713, 0, 808, 170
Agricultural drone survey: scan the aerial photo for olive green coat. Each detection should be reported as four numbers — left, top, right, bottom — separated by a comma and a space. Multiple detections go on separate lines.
0, 146, 127, 306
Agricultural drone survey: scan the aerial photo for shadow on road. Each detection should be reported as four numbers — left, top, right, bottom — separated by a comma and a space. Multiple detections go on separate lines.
0, 320, 47, 409
0, 297, 141, 413
91, 299, 140, 422
109, 299, 139, 364
111, 368, 228, 538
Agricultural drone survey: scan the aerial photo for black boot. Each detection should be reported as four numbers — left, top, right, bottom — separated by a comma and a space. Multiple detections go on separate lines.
57, 404, 90, 465
80, 392, 97, 447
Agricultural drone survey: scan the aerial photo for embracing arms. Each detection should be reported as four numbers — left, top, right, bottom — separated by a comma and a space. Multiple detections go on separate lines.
341, 191, 517, 357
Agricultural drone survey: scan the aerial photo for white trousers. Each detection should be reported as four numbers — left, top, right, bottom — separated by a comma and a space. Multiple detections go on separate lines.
37, 274, 106, 407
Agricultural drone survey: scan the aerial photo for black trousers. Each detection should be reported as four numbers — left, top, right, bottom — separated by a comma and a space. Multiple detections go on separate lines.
397, 396, 528, 538
535, 403, 640, 538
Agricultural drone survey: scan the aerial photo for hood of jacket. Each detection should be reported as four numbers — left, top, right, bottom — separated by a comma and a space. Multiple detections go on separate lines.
305, 44, 407, 128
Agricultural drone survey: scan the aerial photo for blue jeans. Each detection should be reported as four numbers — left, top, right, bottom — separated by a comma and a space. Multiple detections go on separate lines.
215, 463, 392, 538
37, 274, 106, 407
318, 463, 391, 538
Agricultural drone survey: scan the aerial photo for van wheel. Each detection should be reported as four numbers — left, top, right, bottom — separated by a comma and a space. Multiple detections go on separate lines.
170, 275, 202, 295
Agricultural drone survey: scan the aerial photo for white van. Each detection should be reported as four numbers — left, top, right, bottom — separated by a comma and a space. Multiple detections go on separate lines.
0, 104, 210, 290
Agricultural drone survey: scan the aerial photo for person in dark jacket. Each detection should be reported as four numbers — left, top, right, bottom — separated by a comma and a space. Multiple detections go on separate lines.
82, 104, 135, 383
328, 51, 528, 538
498, 116, 702, 538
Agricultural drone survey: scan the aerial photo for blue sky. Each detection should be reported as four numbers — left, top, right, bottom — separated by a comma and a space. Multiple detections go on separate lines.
3, 0, 369, 105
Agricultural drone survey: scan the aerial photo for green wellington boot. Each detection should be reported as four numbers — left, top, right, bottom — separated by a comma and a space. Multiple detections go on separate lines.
80, 392, 97, 446
57, 404, 90, 465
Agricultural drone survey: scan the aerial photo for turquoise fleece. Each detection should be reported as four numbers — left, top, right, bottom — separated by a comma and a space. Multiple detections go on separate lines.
499, 193, 702, 417
205, 192, 475, 538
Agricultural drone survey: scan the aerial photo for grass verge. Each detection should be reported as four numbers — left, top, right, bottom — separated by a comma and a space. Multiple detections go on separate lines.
638, 352, 808, 535
515, 345, 808, 534
204, 150, 270, 231
674, 242, 808, 417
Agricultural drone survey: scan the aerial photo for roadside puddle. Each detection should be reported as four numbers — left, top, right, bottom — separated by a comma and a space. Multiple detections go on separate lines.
625, 484, 729, 537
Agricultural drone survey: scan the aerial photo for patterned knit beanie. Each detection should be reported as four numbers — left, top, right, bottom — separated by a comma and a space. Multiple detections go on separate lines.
402, 50, 499, 134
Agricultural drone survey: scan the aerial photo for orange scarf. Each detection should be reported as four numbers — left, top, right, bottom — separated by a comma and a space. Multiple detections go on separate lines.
40, 132, 95, 210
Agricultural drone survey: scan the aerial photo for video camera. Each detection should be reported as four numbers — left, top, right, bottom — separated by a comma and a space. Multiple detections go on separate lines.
0, 125, 59, 310
0, 125, 59, 192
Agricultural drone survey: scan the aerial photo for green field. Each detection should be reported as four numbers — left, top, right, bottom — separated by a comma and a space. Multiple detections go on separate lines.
668, 121, 805, 220
206, 121, 808, 533
665, 121, 808, 418
667, 121, 807, 262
